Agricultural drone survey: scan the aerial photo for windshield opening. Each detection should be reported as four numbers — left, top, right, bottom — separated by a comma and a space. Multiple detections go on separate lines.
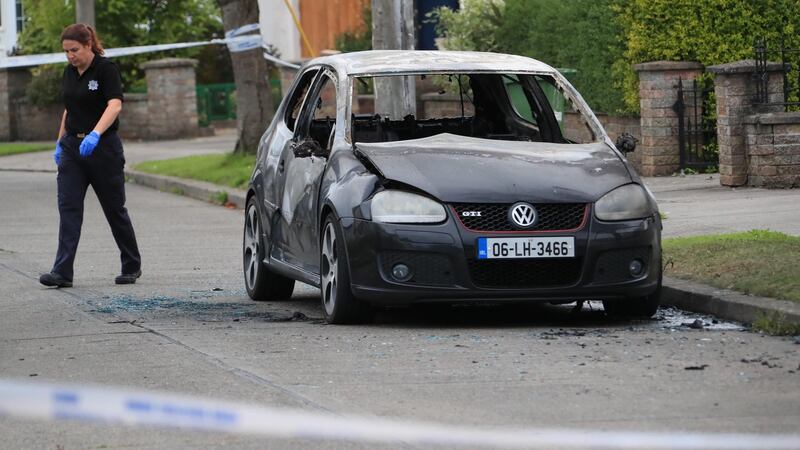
350, 73, 597, 145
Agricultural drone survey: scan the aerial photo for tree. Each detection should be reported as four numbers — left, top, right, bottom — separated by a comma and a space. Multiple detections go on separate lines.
217, 0, 274, 154
19, 0, 230, 90
432, 0, 626, 114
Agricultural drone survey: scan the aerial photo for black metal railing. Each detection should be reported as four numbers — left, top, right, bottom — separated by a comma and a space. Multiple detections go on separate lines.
673, 78, 718, 170
754, 38, 800, 111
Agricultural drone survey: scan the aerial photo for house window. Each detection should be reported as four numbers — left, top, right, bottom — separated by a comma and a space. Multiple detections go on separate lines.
15, 0, 24, 32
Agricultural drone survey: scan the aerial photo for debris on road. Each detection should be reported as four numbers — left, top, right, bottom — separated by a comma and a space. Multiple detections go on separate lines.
683, 319, 706, 329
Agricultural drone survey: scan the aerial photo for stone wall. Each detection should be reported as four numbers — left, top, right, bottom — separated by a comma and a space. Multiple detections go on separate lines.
13, 102, 62, 141
419, 93, 474, 119
117, 94, 149, 140
0, 70, 12, 140
598, 113, 642, 170
8, 93, 160, 142
743, 112, 800, 188
0, 68, 31, 141
1, 58, 205, 143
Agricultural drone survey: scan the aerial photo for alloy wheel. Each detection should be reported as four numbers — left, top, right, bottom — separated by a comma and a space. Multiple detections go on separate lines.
244, 204, 260, 291
321, 221, 338, 316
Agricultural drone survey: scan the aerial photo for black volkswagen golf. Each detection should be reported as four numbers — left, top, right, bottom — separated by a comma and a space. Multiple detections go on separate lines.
243, 51, 661, 324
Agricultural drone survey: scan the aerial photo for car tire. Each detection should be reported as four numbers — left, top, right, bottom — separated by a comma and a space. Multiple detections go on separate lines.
320, 214, 372, 324
243, 197, 295, 301
603, 271, 662, 319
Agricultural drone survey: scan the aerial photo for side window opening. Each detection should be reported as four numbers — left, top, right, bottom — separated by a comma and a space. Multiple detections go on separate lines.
296, 73, 338, 153
284, 69, 319, 131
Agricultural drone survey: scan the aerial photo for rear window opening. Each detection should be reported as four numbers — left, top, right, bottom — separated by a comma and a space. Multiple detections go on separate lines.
349, 73, 597, 145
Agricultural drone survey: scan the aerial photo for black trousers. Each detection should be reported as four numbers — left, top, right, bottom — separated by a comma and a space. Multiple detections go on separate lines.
52, 133, 141, 281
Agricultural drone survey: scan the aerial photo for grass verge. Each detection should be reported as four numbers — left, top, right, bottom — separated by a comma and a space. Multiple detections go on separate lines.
752, 311, 800, 336
663, 230, 800, 304
0, 142, 52, 157
133, 153, 254, 190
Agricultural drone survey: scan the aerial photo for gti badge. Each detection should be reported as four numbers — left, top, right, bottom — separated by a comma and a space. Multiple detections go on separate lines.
509, 202, 537, 228
461, 211, 482, 217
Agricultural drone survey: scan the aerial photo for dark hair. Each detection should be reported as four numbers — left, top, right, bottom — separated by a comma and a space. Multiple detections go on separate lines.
61, 23, 104, 55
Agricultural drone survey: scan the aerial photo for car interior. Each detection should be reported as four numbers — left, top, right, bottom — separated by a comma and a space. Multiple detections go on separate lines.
349, 73, 596, 145
285, 70, 597, 158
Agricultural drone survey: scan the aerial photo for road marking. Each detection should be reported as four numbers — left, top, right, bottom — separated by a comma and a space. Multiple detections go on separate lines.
1, 379, 798, 449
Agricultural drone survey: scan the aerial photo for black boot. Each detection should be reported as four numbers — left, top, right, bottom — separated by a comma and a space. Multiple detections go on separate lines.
115, 269, 142, 285
39, 272, 73, 288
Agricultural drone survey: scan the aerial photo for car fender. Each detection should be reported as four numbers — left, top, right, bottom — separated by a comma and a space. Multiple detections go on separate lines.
318, 148, 381, 228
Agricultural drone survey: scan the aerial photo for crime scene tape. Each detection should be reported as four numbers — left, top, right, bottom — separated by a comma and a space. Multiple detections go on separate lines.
0, 23, 299, 70
0, 379, 798, 449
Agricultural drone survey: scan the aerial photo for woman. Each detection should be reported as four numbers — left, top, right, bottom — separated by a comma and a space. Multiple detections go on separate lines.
39, 24, 141, 288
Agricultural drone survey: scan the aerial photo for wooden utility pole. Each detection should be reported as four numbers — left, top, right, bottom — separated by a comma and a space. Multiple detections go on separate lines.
372, 0, 416, 118
76, 0, 95, 27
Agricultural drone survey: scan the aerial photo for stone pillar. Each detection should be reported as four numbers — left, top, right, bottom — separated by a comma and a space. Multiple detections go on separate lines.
707, 60, 785, 186
0, 68, 32, 141
633, 61, 704, 176
142, 58, 199, 140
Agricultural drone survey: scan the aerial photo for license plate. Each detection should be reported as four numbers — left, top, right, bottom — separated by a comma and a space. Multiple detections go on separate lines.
477, 237, 575, 259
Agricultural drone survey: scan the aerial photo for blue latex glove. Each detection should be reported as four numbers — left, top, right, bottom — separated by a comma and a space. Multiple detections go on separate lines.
79, 131, 101, 157
54, 141, 63, 165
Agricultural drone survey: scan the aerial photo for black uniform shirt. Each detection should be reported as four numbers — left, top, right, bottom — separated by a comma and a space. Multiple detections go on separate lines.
62, 55, 124, 135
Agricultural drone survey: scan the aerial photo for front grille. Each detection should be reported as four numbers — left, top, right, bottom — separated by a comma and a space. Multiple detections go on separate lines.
452, 203, 586, 232
467, 258, 582, 288
593, 247, 651, 284
379, 251, 455, 286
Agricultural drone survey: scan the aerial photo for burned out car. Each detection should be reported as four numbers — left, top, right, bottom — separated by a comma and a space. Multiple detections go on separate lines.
243, 51, 661, 324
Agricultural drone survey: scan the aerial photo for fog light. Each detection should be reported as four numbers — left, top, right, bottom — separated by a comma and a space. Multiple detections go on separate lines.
391, 263, 412, 281
629, 259, 644, 277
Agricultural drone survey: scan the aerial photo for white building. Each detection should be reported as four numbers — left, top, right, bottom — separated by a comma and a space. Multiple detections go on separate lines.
258, 0, 302, 62
0, 0, 23, 58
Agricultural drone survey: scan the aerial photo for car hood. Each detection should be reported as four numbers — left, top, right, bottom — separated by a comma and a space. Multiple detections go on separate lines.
354, 134, 633, 203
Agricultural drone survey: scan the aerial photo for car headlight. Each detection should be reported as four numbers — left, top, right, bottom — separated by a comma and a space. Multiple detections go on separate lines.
371, 190, 446, 223
595, 184, 654, 221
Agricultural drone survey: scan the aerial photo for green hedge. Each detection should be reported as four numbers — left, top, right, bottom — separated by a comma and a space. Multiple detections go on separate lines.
433, 0, 800, 114
615, 0, 800, 112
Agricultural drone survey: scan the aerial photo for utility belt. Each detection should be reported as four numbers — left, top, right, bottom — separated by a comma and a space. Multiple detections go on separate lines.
66, 130, 116, 139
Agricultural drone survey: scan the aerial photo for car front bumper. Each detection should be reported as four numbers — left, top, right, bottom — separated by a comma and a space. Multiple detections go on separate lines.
340, 208, 662, 305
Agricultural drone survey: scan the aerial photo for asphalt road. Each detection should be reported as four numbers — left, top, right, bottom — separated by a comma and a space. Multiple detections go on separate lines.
0, 171, 798, 449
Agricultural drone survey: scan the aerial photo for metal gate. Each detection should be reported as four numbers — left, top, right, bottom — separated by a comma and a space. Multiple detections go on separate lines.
754, 38, 800, 111
196, 80, 283, 127
197, 83, 237, 127
673, 78, 718, 170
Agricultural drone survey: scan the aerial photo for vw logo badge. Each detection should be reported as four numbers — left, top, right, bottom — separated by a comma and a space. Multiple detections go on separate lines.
509, 202, 537, 229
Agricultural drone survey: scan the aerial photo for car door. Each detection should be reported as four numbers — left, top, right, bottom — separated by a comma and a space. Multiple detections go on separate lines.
264, 67, 320, 266
273, 69, 338, 275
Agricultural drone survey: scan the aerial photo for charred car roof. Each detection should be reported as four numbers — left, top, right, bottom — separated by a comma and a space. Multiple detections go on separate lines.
308, 50, 557, 76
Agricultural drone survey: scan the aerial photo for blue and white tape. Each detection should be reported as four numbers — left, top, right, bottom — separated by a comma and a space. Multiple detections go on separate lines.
0, 23, 299, 69
0, 379, 798, 449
